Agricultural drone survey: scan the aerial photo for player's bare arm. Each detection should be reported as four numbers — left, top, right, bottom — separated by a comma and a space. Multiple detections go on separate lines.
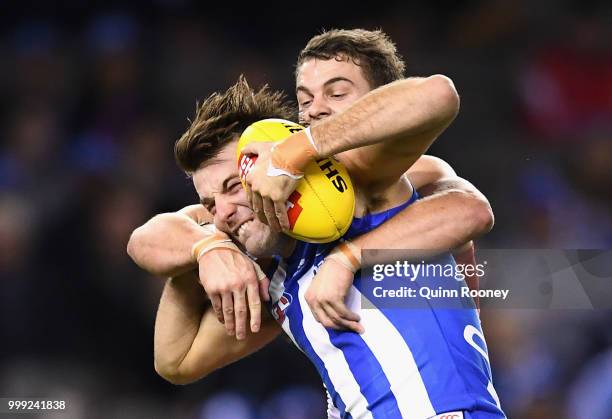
305, 155, 494, 331
129, 74, 468, 342
128, 205, 270, 339
127, 154, 488, 339
127, 204, 212, 277
242, 75, 459, 229
353, 181, 493, 252
313, 75, 460, 189
154, 270, 281, 384
153, 157, 491, 382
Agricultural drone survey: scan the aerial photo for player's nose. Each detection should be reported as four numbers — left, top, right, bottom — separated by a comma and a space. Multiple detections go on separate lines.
307, 96, 332, 121
214, 197, 238, 230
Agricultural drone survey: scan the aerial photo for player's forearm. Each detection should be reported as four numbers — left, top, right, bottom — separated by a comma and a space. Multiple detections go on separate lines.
352, 181, 493, 256
154, 272, 208, 385
155, 273, 282, 385
175, 309, 281, 384
127, 212, 209, 277
312, 75, 459, 157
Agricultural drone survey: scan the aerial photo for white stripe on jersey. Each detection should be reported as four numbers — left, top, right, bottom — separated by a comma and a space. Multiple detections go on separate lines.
464, 325, 502, 409
268, 259, 287, 300
269, 261, 299, 348
356, 292, 436, 418
297, 268, 374, 419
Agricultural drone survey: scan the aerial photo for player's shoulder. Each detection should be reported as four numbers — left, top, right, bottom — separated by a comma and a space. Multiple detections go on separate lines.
405, 155, 457, 190
408, 155, 456, 177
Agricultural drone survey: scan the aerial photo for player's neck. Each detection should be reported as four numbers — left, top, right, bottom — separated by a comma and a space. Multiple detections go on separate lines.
275, 235, 297, 259
354, 176, 414, 217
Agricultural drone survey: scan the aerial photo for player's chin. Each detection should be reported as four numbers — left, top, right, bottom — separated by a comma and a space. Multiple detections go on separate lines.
244, 226, 279, 258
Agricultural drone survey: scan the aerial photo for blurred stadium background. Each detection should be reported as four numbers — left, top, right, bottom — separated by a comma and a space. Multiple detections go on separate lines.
1, 1, 611, 418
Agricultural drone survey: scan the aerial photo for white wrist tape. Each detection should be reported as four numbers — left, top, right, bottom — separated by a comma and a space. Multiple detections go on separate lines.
303, 126, 319, 153
266, 158, 304, 179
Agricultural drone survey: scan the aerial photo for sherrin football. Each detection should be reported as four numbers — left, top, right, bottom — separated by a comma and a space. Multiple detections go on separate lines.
236, 119, 355, 243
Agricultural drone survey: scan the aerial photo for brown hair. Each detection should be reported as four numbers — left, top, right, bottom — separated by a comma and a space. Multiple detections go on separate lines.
175, 75, 296, 174
295, 29, 406, 88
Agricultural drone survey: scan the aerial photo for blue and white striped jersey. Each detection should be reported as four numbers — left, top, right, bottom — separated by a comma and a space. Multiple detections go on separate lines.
267, 191, 506, 419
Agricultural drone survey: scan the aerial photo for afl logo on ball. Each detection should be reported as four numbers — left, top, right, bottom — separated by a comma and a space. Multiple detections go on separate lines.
238, 153, 256, 183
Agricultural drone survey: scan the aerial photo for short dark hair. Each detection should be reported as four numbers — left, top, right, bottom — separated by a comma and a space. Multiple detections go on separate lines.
175, 75, 296, 174
295, 29, 406, 88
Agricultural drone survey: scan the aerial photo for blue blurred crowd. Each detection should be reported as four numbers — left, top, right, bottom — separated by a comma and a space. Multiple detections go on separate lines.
1, 1, 611, 418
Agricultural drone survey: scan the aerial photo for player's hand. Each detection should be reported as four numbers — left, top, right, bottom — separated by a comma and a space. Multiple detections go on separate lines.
305, 258, 364, 334
198, 248, 270, 340
241, 142, 298, 233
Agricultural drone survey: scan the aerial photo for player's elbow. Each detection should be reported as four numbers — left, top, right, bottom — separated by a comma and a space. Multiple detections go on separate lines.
154, 360, 209, 386
154, 362, 188, 385
126, 226, 151, 271
127, 218, 178, 277
126, 228, 141, 263
427, 74, 460, 123
155, 367, 195, 386
467, 196, 494, 237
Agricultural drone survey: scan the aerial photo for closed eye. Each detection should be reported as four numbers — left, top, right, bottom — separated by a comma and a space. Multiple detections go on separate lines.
229, 182, 242, 193
204, 204, 215, 215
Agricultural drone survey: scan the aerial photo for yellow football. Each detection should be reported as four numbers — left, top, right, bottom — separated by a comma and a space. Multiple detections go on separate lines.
236, 119, 355, 243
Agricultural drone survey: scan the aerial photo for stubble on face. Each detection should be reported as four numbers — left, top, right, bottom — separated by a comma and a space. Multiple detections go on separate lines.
191, 142, 289, 258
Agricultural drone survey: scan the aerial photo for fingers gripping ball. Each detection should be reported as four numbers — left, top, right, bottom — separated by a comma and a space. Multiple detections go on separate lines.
237, 119, 355, 243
